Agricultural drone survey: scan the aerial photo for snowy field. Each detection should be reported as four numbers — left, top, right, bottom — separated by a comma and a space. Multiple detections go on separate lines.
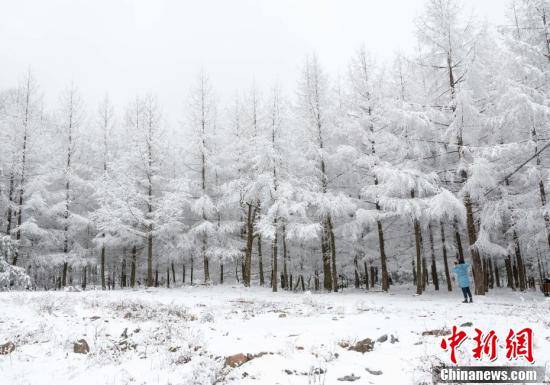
1, 286, 549, 385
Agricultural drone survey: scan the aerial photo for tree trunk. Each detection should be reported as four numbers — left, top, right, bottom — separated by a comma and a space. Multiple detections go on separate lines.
440, 221, 452, 291
82, 266, 87, 290
412, 258, 417, 286
101, 244, 106, 290
130, 245, 136, 288
538, 258, 544, 291
354, 256, 360, 289
321, 217, 333, 291
327, 216, 338, 292
539, 179, 550, 250
202, 234, 209, 283
121, 258, 126, 288
272, 227, 278, 292
428, 223, 439, 291
412, 190, 423, 295
5, 173, 14, 236
377, 219, 389, 291
258, 235, 264, 286
364, 261, 369, 290
182, 262, 186, 284
62, 262, 68, 287
505, 255, 514, 289
513, 230, 526, 291
453, 219, 465, 261
166, 267, 170, 288
422, 256, 428, 291
513, 262, 519, 289
282, 225, 290, 290
464, 193, 485, 295
147, 232, 153, 287
243, 204, 256, 287
171, 262, 176, 284
488, 258, 495, 289
220, 262, 224, 284
190, 253, 194, 284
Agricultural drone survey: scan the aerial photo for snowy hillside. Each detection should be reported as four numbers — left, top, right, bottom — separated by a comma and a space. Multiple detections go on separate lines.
1, 287, 549, 384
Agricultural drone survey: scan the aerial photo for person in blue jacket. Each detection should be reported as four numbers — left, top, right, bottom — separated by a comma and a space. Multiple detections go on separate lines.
453, 259, 473, 303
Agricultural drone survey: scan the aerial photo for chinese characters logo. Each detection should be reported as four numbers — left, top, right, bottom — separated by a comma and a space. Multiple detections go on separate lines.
440, 326, 534, 364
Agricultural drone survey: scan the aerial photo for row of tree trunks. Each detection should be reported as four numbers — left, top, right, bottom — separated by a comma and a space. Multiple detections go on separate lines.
49, 253, 532, 293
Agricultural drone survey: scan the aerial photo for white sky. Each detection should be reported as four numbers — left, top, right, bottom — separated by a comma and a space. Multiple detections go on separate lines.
0, 0, 507, 123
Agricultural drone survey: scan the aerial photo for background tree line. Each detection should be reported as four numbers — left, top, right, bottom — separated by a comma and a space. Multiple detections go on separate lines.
1, 0, 549, 295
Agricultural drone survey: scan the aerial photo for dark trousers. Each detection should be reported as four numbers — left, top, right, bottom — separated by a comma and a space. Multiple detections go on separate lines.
461, 286, 472, 300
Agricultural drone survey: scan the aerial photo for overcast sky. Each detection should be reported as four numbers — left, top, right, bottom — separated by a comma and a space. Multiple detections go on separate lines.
0, 0, 508, 123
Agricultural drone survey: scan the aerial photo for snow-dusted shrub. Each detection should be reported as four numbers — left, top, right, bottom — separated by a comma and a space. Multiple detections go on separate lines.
186, 356, 223, 385
0, 256, 31, 290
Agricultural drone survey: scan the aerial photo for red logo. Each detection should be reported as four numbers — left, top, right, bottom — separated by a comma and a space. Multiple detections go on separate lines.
440, 326, 534, 365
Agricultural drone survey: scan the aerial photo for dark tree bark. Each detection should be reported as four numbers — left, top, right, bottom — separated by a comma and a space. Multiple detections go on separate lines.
147, 232, 153, 287
282, 227, 289, 289
121, 257, 127, 288
258, 235, 264, 286
327, 217, 338, 292
101, 244, 106, 290
412, 190, 423, 295
81, 266, 87, 290
320, 216, 333, 291
377, 217, 389, 291
513, 262, 519, 289
513, 230, 526, 291
5, 173, 15, 237
243, 203, 258, 287
354, 256, 360, 289
364, 261, 369, 290
190, 253, 194, 284
422, 256, 428, 291
272, 225, 278, 292
428, 223, 439, 291
130, 245, 136, 288
283, 225, 290, 290
464, 194, 485, 295
62, 262, 68, 287
440, 221, 452, 291
182, 262, 186, 284
505, 255, 514, 289
488, 258, 495, 289
202, 234, 209, 284
171, 262, 176, 284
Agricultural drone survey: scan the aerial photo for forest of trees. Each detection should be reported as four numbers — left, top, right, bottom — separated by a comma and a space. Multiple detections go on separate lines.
2, 0, 550, 295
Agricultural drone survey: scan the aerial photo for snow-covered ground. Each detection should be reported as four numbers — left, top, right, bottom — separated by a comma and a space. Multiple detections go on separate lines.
1, 286, 549, 385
